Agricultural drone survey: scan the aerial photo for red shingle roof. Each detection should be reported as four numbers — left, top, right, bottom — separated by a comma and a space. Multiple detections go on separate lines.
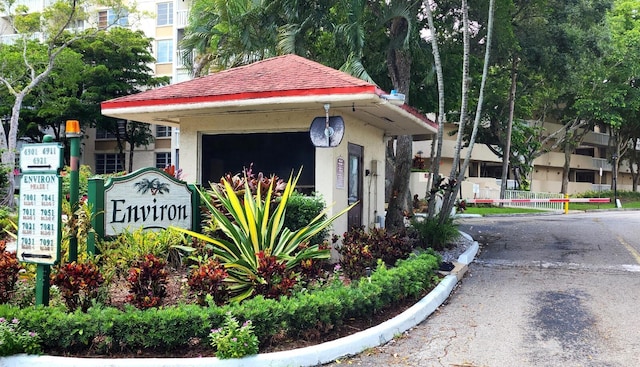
102, 54, 380, 109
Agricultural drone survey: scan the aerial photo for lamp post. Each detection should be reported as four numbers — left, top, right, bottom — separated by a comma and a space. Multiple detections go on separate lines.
612, 153, 618, 208
65, 120, 82, 262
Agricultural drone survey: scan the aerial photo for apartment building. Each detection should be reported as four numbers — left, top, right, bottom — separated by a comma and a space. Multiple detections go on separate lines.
413, 121, 634, 198
0, 0, 189, 174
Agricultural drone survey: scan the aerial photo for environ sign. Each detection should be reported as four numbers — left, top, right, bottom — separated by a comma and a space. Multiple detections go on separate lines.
103, 169, 194, 236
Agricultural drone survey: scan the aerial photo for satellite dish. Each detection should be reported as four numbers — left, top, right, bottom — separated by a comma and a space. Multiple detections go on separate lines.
310, 116, 345, 147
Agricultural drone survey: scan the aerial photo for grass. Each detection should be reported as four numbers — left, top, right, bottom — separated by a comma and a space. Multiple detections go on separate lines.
568, 201, 640, 210
463, 200, 640, 216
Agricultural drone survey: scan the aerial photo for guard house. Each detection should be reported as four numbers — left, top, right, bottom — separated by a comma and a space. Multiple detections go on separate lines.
101, 54, 437, 238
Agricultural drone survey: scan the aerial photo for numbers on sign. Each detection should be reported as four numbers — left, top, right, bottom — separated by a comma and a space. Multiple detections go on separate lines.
39, 223, 54, 231
21, 222, 35, 230
40, 209, 54, 216
40, 194, 55, 202
20, 237, 34, 249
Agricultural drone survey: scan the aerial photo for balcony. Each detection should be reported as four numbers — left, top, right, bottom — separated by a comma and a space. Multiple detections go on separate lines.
0, 32, 44, 45
583, 131, 609, 146
7, 0, 55, 13
176, 10, 189, 29
591, 158, 612, 171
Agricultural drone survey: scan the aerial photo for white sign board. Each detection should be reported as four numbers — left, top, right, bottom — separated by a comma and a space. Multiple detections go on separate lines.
20, 143, 63, 172
17, 174, 61, 264
104, 170, 193, 236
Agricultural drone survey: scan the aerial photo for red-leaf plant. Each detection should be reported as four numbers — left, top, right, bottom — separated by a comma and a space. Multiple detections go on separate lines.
254, 251, 297, 299
0, 240, 21, 304
126, 254, 168, 309
188, 258, 230, 306
51, 261, 105, 312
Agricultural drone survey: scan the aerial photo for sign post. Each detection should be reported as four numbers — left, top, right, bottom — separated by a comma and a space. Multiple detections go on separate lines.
66, 120, 82, 262
17, 135, 63, 306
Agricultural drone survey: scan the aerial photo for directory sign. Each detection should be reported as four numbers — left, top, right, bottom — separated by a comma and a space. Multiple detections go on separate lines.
19, 143, 63, 172
17, 173, 61, 265
17, 142, 63, 266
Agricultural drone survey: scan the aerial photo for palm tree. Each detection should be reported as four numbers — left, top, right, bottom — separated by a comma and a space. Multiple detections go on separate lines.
180, 0, 280, 76
134, 178, 170, 195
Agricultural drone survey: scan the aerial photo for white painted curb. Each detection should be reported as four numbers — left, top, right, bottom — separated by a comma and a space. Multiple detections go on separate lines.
2, 237, 480, 367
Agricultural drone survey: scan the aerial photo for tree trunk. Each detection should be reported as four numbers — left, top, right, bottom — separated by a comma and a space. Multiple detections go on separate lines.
385, 139, 395, 202
423, 3, 446, 218
384, 16, 413, 233
1, 94, 26, 207
439, 0, 496, 223
500, 57, 518, 198
385, 135, 413, 230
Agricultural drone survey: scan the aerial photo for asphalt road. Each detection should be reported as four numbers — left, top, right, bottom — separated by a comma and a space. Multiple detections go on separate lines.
324, 211, 640, 367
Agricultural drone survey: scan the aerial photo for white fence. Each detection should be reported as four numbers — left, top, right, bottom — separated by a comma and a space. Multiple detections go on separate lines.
502, 190, 564, 211
469, 189, 565, 211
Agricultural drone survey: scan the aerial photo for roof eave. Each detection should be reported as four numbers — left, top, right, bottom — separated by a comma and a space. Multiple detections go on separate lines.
101, 93, 437, 136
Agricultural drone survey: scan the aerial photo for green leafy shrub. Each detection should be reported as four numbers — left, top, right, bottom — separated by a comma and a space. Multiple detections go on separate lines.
574, 190, 640, 202
0, 240, 21, 304
209, 312, 259, 359
99, 227, 185, 281
0, 208, 18, 240
409, 216, 459, 251
51, 261, 105, 312
171, 168, 354, 302
0, 252, 441, 356
188, 257, 230, 306
8, 278, 35, 308
0, 317, 41, 356
283, 192, 329, 246
126, 254, 168, 309
61, 164, 92, 197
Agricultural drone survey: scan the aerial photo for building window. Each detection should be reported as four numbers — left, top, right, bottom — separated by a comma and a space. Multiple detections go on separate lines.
156, 125, 172, 138
156, 152, 171, 169
157, 3, 173, 26
98, 9, 129, 29
65, 19, 84, 30
96, 128, 116, 140
95, 154, 123, 174
156, 40, 173, 63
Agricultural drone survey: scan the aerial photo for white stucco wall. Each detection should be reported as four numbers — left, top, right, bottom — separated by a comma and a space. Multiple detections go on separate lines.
177, 109, 386, 242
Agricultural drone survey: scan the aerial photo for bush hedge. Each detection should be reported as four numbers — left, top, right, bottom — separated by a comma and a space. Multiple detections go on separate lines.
0, 251, 440, 355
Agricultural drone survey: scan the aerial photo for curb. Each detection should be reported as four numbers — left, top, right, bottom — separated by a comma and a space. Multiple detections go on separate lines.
2, 237, 480, 367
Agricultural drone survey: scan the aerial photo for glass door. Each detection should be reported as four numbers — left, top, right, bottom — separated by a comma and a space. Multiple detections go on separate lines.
347, 143, 363, 229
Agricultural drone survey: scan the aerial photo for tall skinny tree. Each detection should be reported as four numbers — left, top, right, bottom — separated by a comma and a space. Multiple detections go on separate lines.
0, 0, 131, 206
426, 0, 496, 222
